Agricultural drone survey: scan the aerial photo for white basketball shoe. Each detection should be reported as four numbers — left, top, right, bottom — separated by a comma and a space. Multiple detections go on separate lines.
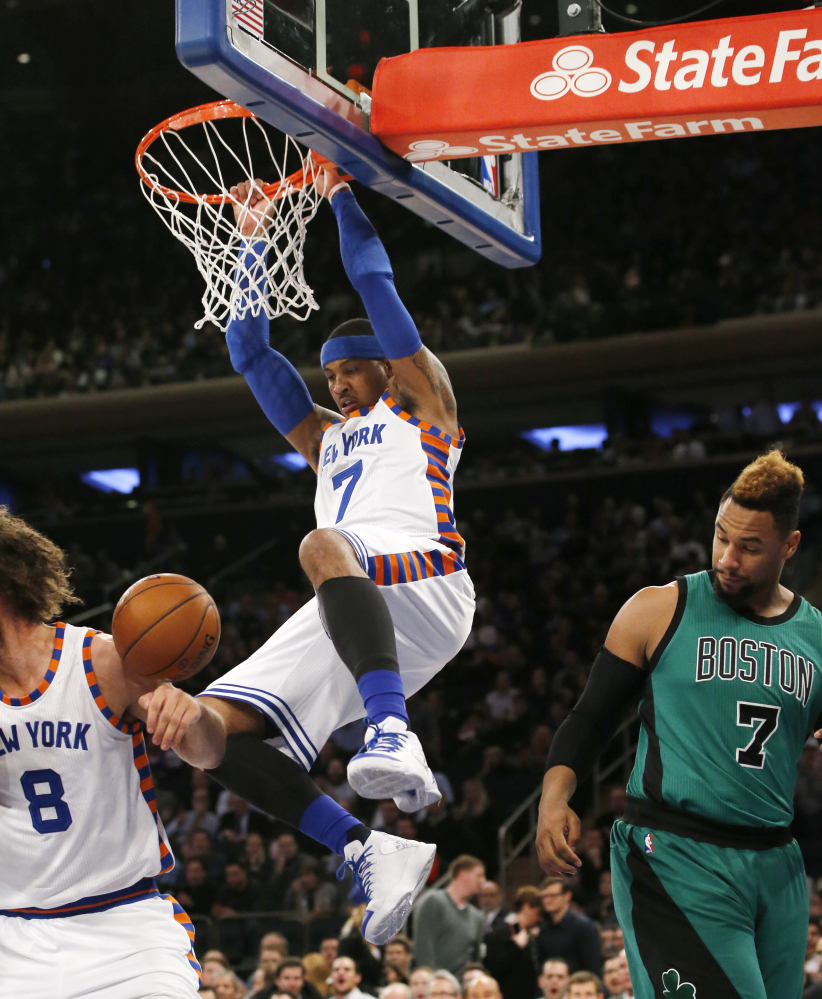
340, 831, 436, 944
347, 717, 442, 812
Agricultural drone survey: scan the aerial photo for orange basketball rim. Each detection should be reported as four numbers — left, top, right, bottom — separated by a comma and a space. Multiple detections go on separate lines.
135, 99, 341, 205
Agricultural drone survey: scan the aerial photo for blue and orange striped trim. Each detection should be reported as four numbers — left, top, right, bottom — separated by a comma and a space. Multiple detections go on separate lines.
82, 631, 173, 875
381, 391, 465, 449
0, 623, 64, 706
82, 631, 139, 735
2, 877, 159, 919
382, 392, 466, 556
134, 732, 174, 874
162, 893, 202, 978
320, 405, 374, 436
367, 548, 465, 586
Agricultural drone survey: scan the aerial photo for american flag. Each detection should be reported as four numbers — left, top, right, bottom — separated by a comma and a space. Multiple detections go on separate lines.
232, 0, 264, 39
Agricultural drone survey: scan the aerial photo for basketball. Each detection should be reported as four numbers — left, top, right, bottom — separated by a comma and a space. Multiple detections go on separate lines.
111, 573, 221, 681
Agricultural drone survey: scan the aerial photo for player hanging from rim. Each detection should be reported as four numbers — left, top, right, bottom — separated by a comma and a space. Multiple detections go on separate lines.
143, 166, 476, 942
0, 509, 200, 998
536, 450, 822, 999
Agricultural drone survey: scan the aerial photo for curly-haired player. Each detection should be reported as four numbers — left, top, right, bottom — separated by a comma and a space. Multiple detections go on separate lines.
0, 508, 201, 998
538, 450, 822, 999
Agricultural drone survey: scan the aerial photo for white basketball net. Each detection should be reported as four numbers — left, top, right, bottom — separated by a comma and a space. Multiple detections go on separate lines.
138, 113, 322, 331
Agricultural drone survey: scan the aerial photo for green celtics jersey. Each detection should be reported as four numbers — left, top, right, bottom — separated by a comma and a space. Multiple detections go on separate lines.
626, 570, 822, 827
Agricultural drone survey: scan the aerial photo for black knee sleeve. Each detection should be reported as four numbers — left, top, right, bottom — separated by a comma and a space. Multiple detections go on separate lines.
208, 733, 321, 828
317, 575, 399, 678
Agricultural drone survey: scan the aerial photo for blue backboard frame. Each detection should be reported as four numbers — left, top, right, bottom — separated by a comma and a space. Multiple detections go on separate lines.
175, 0, 541, 269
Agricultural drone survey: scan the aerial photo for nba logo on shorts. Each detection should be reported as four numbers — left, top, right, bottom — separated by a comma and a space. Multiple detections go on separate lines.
644, 832, 654, 854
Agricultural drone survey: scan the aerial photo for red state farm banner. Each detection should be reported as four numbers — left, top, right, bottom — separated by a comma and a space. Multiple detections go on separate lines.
370, 8, 822, 162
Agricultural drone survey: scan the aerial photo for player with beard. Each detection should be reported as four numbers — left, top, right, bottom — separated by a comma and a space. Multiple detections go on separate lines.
537, 450, 822, 999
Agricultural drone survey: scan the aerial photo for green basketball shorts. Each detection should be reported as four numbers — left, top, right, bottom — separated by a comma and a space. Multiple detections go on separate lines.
610, 819, 808, 999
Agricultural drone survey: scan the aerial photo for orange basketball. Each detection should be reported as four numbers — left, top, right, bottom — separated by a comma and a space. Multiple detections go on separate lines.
112, 573, 221, 681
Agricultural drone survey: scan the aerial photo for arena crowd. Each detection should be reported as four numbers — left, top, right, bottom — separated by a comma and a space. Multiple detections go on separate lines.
1, 127, 821, 400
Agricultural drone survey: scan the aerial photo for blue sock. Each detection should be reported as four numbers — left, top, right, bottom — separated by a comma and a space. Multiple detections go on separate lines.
299, 796, 366, 855
357, 669, 408, 725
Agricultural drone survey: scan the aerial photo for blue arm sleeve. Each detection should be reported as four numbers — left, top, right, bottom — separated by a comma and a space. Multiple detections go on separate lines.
331, 189, 423, 360
225, 241, 314, 437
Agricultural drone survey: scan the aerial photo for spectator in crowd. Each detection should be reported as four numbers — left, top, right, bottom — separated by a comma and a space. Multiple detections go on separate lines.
168, 786, 220, 845
585, 873, 617, 929
200, 989, 218, 999
573, 829, 606, 910
187, 828, 225, 882
303, 953, 333, 997
486, 671, 519, 721
384, 936, 413, 981
416, 799, 464, 873
219, 793, 270, 852
248, 966, 275, 997
269, 834, 310, 908
176, 857, 218, 916
537, 959, 570, 999
381, 986, 412, 999
564, 972, 604, 999
485, 886, 544, 999
212, 862, 260, 917
601, 957, 622, 998
478, 882, 507, 936
258, 934, 290, 974
214, 969, 248, 998
426, 971, 462, 999
598, 929, 623, 963
464, 975, 501, 999
202, 953, 232, 986
384, 964, 409, 986
283, 859, 338, 917
413, 856, 487, 975
461, 966, 486, 992
409, 968, 434, 999
607, 953, 633, 999
321, 939, 340, 967
451, 785, 498, 877
537, 878, 601, 976
330, 957, 376, 999
245, 831, 273, 882
275, 956, 323, 999
320, 757, 358, 809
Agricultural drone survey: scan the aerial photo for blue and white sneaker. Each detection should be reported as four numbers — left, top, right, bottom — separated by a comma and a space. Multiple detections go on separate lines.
340, 830, 436, 944
347, 718, 441, 812
393, 770, 443, 813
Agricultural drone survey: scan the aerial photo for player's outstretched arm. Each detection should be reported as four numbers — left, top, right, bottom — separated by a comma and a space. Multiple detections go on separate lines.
89, 633, 225, 761
536, 583, 678, 875
226, 179, 333, 471
318, 169, 459, 438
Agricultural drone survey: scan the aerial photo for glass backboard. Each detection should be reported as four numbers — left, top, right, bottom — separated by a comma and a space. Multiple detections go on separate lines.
175, 0, 541, 268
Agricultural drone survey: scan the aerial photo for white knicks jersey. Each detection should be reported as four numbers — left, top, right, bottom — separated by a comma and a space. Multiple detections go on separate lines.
316, 391, 466, 584
0, 622, 173, 914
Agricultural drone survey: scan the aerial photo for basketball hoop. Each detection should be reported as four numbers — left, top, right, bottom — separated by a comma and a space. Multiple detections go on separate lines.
136, 100, 339, 330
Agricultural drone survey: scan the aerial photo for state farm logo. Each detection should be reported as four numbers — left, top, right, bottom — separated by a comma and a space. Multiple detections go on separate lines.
404, 139, 479, 162
530, 45, 612, 100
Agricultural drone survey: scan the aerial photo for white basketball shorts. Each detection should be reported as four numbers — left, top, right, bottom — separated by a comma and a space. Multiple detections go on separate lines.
203, 527, 475, 768
0, 894, 201, 999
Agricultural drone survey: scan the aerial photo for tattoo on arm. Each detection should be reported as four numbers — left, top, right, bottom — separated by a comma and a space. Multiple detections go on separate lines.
411, 349, 456, 413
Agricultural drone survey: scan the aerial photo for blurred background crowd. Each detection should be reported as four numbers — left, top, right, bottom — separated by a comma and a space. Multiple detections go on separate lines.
1, 125, 820, 401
